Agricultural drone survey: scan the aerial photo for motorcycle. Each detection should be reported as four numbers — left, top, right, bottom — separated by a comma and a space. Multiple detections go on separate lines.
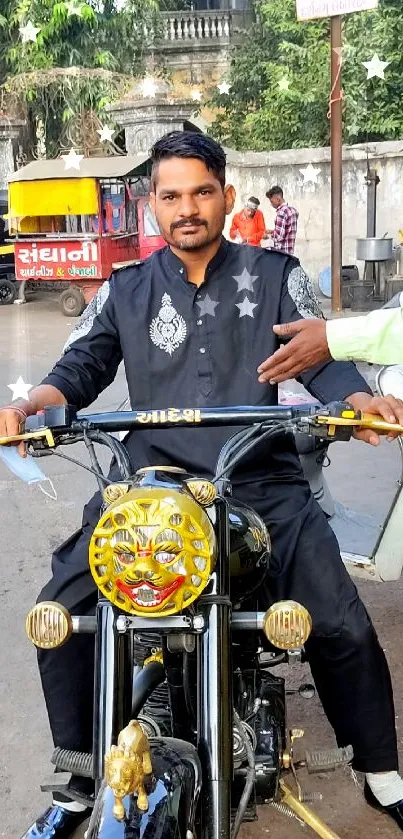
3, 401, 402, 839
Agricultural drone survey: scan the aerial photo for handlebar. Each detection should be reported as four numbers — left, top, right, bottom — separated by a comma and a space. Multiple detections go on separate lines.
0, 401, 403, 451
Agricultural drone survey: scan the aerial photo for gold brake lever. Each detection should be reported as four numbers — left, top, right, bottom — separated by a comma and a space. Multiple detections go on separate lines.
0, 429, 56, 447
315, 413, 403, 435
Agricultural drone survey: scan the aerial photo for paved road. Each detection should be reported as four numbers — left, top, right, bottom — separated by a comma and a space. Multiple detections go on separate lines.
1, 294, 402, 838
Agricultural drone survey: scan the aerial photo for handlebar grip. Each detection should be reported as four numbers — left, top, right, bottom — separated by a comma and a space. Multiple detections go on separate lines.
314, 410, 403, 437
358, 412, 403, 434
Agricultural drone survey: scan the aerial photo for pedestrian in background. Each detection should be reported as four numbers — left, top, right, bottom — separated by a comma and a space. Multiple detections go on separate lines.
229, 196, 266, 246
264, 185, 298, 255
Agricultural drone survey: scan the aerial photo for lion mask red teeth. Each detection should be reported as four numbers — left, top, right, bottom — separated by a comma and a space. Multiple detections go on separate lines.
89, 486, 216, 616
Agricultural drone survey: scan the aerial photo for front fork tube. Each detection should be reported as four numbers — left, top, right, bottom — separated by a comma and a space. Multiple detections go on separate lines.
197, 499, 233, 839
92, 599, 133, 793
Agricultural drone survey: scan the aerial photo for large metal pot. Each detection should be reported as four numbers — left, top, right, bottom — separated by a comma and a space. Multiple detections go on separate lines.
356, 237, 393, 262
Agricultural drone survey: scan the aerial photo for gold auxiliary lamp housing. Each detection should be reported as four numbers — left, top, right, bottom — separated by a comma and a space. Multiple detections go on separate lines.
26, 596, 312, 654
262, 600, 312, 650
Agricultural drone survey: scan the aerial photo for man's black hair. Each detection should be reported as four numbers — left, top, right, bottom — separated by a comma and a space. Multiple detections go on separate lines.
150, 130, 227, 189
266, 185, 283, 200
248, 196, 260, 205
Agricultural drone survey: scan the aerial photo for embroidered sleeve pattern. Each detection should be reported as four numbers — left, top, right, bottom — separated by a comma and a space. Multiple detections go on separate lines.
287, 266, 324, 320
63, 280, 111, 354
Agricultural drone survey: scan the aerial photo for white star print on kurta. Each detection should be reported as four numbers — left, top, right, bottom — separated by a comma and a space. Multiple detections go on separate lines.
232, 267, 259, 294
236, 298, 258, 318
7, 376, 32, 401
196, 294, 219, 317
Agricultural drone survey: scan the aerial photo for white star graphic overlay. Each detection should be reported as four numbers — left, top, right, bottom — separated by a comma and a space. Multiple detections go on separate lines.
362, 54, 390, 80
65, 0, 84, 16
196, 294, 219, 317
236, 298, 258, 318
278, 76, 290, 91
218, 82, 231, 95
7, 376, 32, 401
62, 148, 84, 170
98, 125, 114, 143
232, 267, 259, 293
140, 78, 157, 98
20, 21, 40, 43
347, 121, 360, 137
300, 163, 321, 185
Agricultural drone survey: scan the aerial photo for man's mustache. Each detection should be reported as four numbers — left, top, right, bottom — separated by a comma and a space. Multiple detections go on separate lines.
171, 218, 207, 232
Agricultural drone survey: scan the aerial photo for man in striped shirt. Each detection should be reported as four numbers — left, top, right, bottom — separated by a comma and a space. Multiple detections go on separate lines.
265, 185, 299, 255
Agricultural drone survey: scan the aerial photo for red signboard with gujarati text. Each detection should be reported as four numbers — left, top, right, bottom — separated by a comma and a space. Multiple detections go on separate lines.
14, 239, 103, 282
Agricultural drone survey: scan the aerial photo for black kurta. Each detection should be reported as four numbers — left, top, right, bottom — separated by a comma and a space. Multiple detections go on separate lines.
42, 239, 369, 483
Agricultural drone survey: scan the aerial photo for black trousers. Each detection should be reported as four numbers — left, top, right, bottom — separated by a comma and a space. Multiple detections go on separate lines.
37, 480, 398, 776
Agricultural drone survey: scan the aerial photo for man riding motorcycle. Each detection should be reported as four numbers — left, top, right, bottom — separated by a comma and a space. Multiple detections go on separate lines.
3, 131, 403, 838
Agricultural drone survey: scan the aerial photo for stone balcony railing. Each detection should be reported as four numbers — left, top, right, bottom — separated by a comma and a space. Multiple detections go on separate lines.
145, 9, 250, 46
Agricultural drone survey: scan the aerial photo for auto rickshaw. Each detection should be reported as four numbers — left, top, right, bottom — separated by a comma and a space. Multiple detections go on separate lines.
7, 155, 166, 316
0, 188, 17, 305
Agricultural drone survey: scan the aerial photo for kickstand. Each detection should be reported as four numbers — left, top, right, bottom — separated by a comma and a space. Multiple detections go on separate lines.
279, 780, 342, 839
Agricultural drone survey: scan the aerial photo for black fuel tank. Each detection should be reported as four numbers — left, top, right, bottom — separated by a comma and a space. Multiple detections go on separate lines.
228, 499, 270, 605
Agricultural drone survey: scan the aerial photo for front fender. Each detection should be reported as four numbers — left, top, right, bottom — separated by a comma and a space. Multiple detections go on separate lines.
86, 738, 201, 839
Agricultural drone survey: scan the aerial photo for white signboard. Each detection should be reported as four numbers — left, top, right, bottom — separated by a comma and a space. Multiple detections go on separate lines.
296, 0, 378, 20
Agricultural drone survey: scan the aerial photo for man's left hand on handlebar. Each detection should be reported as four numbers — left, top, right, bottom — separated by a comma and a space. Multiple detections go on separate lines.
256, 319, 403, 446
345, 393, 403, 446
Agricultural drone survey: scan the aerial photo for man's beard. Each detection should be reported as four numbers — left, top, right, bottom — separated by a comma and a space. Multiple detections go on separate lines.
175, 229, 210, 251
161, 209, 226, 251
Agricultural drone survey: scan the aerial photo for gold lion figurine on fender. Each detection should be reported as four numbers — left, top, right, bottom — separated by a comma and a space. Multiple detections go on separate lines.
105, 720, 153, 820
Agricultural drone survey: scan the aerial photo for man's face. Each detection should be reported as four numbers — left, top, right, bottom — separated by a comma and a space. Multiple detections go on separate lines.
269, 195, 283, 210
150, 157, 235, 252
244, 207, 255, 218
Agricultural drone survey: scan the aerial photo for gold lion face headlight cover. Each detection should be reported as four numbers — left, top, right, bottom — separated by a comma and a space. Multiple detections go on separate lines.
89, 486, 217, 616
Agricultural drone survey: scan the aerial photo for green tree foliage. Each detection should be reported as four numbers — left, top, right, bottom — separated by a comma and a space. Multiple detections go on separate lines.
210, 0, 403, 151
0, 0, 158, 156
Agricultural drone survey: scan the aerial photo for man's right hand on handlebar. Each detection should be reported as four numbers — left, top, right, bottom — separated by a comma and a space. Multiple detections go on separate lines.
0, 405, 30, 457
0, 384, 67, 457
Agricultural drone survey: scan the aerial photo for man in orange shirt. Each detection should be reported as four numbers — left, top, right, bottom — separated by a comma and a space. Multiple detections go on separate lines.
229, 196, 266, 246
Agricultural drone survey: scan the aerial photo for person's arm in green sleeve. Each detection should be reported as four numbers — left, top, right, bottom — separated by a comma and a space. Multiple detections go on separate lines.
326, 305, 403, 364
256, 297, 403, 383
